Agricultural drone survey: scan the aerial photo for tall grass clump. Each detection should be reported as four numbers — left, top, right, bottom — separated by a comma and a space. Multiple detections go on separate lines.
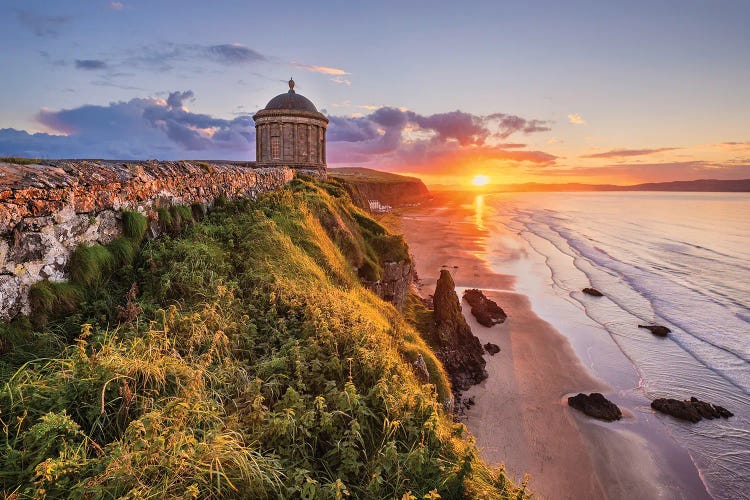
68, 243, 115, 286
106, 237, 138, 267
121, 210, 147, 242
0, 178, 527, 499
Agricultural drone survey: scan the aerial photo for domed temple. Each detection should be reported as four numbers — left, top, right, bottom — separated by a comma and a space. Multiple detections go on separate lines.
253, 79, 328, 177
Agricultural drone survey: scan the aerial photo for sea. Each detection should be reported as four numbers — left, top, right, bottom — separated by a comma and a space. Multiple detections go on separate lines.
474, 191, 750, 499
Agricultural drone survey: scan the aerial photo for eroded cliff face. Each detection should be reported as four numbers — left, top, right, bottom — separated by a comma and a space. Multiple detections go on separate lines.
343, 181, 429, 209
328, 168, 429, 210
431, 269, 488, 393
362, 260, 413, 310
0, 160, 293, 320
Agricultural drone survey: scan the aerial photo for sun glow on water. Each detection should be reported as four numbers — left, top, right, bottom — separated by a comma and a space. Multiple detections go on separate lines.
472, 175, 490, 186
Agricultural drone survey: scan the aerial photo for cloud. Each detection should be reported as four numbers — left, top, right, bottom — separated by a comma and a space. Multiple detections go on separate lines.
121, 43, 267, 72
485, 113, 552, 138
331, 76, 352, 86
292, 63, 349, 76
0, 91, 254, 159
75, 59, 108, 70
0, 95, 554, 175
109, 2, 124, 10
525, 161, 750, 183
207, 44, 266, 64
16, 10, 70, 37
713, 141, 750, 152
581, 147, 679, 159
326, 106, 555, 174
568, 113, 586, 125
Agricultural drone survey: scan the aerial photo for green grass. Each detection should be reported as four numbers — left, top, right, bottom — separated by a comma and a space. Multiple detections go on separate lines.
106, 237, 138, 267
329, 167, 424, 184
0, 179, 527, 499
68, 244, 116, 286
28, 280, 83, 327
121, 210, 147, 242
0, 157, 40, 165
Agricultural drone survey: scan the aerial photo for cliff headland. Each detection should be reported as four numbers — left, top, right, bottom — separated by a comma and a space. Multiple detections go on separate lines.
0, 164, 525, 498
329, 167, 429, 209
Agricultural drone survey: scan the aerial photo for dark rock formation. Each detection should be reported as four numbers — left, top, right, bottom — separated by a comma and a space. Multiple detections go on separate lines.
484, 343, 501, 355
638, 324, 671, 337
567, 393, 622, 421
362, 260, 413, 310
463, 289, 507, 327
651, 397, 733, 422
582, 287, 603, 297
431, 270, 488, 393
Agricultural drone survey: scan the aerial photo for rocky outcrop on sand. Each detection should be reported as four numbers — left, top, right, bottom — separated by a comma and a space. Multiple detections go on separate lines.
567, 393, 622, 421
638, 324, 671, 337
431, 270, 488, 393
651, 397, 733, 422
463, 289, 507, 327
484, 343, 501, 355
582, 287, 603, 297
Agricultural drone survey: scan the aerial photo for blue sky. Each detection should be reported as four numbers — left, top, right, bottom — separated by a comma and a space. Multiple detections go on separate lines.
1, 0, 749, 185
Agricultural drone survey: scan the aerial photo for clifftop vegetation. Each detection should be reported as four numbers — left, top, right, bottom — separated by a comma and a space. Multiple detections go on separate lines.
0, 178, 526, 498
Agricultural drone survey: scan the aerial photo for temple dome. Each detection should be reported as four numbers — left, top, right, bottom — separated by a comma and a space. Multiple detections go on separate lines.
262, 78, 319, 113
263, 91, 319, 113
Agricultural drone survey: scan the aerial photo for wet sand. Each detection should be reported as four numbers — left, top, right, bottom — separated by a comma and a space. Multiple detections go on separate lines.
390, 195, 671, 499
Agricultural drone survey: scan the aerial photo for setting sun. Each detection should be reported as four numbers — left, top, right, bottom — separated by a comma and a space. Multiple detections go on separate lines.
472, 175, 490, 186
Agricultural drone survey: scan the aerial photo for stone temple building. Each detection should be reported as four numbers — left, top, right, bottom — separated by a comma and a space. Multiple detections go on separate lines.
253, 79, 328, 177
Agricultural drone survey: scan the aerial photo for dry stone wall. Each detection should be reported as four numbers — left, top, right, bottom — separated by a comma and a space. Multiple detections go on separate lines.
0, 160, 294, 320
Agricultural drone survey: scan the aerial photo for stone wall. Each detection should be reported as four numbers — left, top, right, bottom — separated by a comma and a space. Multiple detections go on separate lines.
0, 160, 294, 320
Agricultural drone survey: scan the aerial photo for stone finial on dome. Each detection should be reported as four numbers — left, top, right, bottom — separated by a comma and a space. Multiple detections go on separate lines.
288, 77, 295, 93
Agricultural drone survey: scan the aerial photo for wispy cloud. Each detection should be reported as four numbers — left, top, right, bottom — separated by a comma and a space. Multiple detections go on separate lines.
75, 59, 108, 70
207, 44, 266, 64
712, 141, 750, 152
581, 147, 679, 159
331, 76, 352, 86
568, 113, 586, 125
525, 161, 750, 183
292, 63, 349, 76
108, 2, 124, 10
16, 10, 70, 37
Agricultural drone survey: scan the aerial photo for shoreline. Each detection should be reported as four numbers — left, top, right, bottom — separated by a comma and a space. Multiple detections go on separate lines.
392, 194, 709, 499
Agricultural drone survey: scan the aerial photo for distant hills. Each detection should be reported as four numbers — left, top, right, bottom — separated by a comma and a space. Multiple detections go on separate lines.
435, 178, 750, 193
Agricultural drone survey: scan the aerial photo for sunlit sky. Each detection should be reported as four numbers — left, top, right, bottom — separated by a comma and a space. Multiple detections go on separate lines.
1, 0, 749, 187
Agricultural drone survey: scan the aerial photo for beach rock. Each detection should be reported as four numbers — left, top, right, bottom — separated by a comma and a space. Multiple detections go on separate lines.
463, 288, 507, 327
568, 393, 622, 421
651, 397, 733, 422
431, 270, 488, 393
582, 287, 603, 297
638, 324, 671, 337
484, 342, 501, 355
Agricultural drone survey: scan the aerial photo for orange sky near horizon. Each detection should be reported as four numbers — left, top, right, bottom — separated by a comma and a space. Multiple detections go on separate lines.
391, 139, 750, 189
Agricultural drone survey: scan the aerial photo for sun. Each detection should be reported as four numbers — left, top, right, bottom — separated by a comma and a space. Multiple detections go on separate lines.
471, 175, 490, 186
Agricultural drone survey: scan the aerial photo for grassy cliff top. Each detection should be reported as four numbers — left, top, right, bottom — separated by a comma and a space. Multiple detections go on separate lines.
0, 177, 525, 499
329, 167, 425, 184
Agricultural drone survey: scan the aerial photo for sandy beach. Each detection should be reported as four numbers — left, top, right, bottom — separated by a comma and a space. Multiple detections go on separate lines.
391, 194, 701, 499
